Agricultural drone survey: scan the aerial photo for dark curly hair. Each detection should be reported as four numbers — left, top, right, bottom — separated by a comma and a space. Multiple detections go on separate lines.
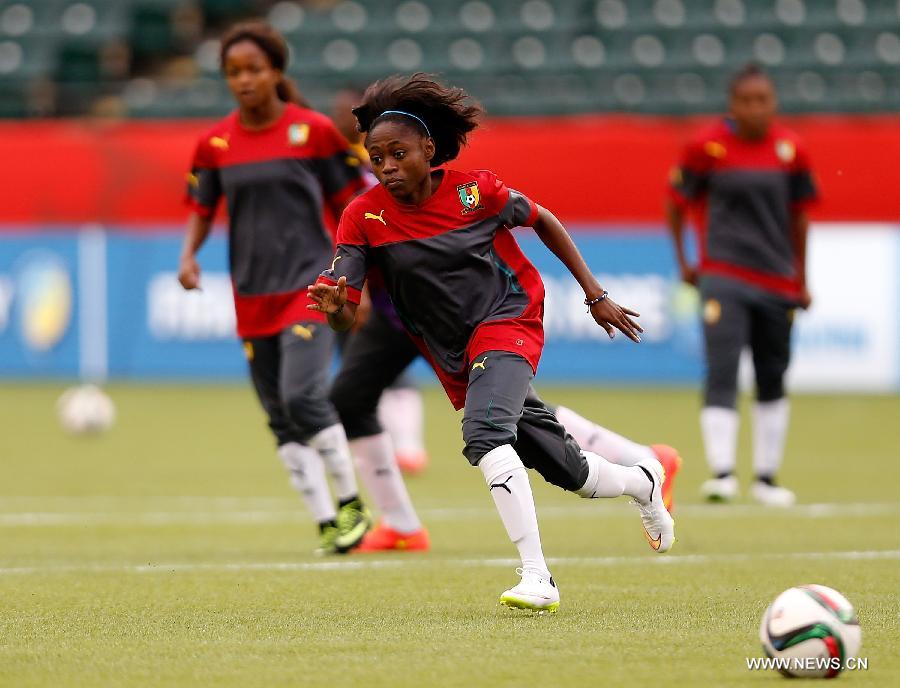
352, 73, 483, 167
728, 62, 772, 95
219, 21, 310, 107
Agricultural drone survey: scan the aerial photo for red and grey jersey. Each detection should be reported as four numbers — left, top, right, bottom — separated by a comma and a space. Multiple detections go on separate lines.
669, 118, 818, 299
185, 103, 366, 338
317, 169, 543, 410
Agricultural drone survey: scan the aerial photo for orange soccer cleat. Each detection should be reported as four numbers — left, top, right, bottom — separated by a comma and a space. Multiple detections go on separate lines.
354, 522, 431, 553
396, 450, 429, 475
650, 444, 683, 512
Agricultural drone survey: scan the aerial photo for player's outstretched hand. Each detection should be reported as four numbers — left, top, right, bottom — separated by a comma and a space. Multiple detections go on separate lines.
178, 254, 201, 290
307, 276, 348, 314
590, 298, 643, 343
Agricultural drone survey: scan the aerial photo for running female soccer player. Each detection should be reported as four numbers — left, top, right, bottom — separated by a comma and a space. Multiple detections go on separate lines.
180, 22, 372, 554
667, 64, 818, 507
308, 74, 675, 612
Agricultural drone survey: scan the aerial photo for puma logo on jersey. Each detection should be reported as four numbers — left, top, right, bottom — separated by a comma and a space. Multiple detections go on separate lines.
364, 210, 386, 225
209, 135, 230, 151
292, 324, 315, 340
330, 255, 342, 271
472, 356, 488, 371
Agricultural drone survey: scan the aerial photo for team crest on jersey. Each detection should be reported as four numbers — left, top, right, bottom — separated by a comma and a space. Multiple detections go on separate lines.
288, 123, 310, 146
456, 181, 484, 214
775, 139, 796, 163
209, 135, 230, 151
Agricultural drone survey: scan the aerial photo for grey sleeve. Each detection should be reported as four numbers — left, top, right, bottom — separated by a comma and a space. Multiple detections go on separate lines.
499, 189, 538, 228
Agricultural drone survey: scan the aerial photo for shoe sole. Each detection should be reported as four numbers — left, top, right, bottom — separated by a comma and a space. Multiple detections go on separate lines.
354, 541, 430, 553
499, 596, 559, 615
638, 458, 675, 553
334, 516, 374, 553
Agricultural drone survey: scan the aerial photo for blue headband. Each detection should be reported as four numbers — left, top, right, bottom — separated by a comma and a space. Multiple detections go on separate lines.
375, 110, 431, 138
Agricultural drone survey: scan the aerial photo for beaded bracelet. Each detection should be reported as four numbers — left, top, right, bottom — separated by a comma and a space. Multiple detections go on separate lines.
584, 291, 609, 311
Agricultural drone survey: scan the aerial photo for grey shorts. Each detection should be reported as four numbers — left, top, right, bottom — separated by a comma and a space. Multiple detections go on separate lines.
700, 276, 794, 407
245, 321, 340, 445
461, 351, 589, 493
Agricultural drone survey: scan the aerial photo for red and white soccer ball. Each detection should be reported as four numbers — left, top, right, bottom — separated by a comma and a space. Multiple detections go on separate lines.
57, 384, 116, 434
760, 584, 862, 678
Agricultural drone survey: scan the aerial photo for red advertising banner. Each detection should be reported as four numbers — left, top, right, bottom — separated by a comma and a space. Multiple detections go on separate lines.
2, 115, 897, 227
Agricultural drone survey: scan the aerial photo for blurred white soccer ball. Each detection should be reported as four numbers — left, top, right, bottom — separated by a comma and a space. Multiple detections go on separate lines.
57, 384, 116, 434
760, 584, 862, 678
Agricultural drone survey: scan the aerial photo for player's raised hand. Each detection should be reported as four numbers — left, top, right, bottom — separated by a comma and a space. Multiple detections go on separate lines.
307, 276, 348, 313
590, 298, 643, 343
178, 254, 201, 290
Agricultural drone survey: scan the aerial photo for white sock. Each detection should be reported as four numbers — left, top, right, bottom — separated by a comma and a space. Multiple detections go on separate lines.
555, 405, 656, 467
575, 450, 654, 503
277, 442, 337, 524
308, 423, 359, 502
700, 406, 740, 476
351, 433, 422, 534
378, 388, 425, 455
478, 444, 549, 575
752, 398, 790, 479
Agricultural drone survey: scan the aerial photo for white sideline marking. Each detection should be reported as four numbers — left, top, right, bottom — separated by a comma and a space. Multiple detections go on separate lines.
1, 550, 899, 577
0, 502, 898, 527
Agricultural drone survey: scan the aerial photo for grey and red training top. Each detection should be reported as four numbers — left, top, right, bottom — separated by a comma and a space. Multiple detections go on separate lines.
317, 169, 542, 409
186, 103, 366, 337
669, 118, 818, 300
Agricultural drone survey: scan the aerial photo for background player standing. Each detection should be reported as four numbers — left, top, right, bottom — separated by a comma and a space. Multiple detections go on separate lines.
667, 64, 818, 506
309, 74, 674, 612
179, 22, 371, 554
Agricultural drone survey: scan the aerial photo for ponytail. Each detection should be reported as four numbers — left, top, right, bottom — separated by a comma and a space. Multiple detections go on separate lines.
276, 76, 310, 108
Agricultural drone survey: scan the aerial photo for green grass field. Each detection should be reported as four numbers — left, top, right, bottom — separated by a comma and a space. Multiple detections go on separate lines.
1, 384, 898, 687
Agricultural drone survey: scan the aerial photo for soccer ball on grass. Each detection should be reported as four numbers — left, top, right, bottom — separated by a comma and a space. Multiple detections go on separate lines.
57, 384, 116, 434
760, 584, 861, 678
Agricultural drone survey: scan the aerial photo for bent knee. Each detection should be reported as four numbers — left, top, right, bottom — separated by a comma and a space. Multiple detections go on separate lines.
462, 418, 517, 466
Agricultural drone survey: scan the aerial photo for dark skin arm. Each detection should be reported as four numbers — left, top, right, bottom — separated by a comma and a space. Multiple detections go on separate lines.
532, 206, 642, 343
791, 209, 812, 309
178, 213, 214, 290
665, 198, 697, 286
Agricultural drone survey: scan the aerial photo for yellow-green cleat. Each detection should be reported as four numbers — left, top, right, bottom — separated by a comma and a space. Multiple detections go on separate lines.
333, 498, 373, 553
314, 523, 340, 556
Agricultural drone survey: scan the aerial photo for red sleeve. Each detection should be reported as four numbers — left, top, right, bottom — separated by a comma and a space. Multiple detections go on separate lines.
185, 134, 221, 218
790, 139, 819, 211
669, 137, 710, 208
315, 117, 367, 213
469, 169, 539, 227
335, 205, 367, 246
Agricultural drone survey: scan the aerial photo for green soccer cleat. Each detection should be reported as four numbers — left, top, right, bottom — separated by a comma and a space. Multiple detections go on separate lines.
333, 498, 373, 553
314, 523, 340, 556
